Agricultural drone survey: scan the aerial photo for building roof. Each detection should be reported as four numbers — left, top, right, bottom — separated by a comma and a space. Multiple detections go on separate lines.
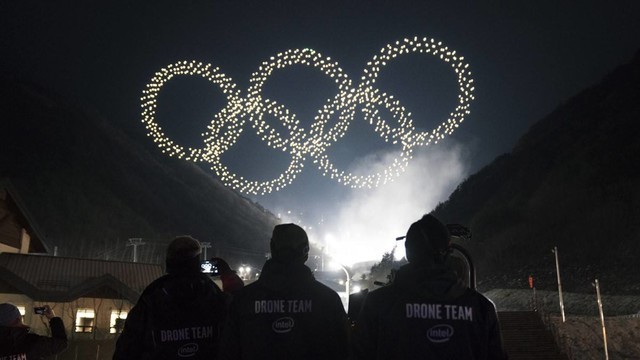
0, 178, 49, 253
0, 253, 163, 303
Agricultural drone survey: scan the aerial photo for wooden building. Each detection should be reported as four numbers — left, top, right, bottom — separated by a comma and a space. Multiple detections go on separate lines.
0, 252, 163, 340
1, 178, 164, 340
0, 178, 48, 254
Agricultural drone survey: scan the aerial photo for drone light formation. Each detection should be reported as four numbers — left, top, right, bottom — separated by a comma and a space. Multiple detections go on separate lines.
140, 36, 475, 195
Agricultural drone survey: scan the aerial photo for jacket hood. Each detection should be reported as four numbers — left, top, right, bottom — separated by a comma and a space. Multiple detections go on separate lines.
393, 262, 467, 301
257, 259, 314, 292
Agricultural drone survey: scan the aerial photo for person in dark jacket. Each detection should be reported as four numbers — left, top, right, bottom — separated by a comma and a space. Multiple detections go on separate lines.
352, 214, 507, 360
113, 235, 227, 360
0, 303, 68, 359
218, 223, 349, 360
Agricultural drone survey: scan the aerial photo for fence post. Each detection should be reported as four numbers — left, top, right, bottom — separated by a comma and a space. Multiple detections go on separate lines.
552, 246, 566, 322
593, 279, 609, 360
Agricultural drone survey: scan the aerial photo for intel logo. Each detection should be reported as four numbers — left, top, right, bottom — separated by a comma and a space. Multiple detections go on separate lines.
272, 317, 295, 333
178, 343, 198, 357
427, 324, 454, 343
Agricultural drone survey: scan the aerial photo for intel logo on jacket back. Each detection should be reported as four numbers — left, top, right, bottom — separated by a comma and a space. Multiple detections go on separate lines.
177, 342, 198, 357
427, 324, 454, 343
272, 317, 295, 333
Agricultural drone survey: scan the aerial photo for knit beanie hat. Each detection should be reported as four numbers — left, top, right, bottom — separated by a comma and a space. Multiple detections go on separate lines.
405, 214, 451, 264
166, 235, 202, 274
0, 303, 21, 326
270, 224, 309, 264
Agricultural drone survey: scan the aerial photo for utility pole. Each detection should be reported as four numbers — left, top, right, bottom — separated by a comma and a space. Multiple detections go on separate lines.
594, 279, 609, 360
127, 238, 145, 263
331, 262, 351, 311
201, 242, 212, 260
552, 246, 566, 322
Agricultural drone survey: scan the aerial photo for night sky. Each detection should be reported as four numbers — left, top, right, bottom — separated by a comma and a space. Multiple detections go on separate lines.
2, 0, 639, 264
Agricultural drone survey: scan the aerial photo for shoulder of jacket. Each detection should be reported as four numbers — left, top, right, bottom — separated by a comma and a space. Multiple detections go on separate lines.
140, 274, 171, 294
462, 289, 497, 310
362, 285, 399, 308
228, 280, 263, 300
369, 284, 398, 297
310, 279, 339, 293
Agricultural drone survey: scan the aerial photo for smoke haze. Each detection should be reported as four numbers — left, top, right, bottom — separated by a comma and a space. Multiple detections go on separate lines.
312, 143, 469, 266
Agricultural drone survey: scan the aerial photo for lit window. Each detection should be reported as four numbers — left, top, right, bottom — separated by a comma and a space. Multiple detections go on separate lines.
110, 310, 127, 334
75, 309, 95, 333
17, 306, 26, 322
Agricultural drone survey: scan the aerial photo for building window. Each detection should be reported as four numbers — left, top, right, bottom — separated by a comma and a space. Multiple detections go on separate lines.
17, 306, 26, 322
110, 310, 127, 334
75, 309, 95, 333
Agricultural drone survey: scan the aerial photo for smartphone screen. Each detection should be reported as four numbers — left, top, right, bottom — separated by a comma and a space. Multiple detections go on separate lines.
34, 307, 46, 315
200, 260, 220, 275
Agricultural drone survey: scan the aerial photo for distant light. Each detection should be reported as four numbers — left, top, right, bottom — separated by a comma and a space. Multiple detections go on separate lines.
352, 285, 362, 293
140, 37, 475, 195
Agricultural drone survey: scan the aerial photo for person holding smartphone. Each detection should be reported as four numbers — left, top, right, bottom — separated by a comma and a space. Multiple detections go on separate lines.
113, 235, 228, 360
0, 303, 68, 359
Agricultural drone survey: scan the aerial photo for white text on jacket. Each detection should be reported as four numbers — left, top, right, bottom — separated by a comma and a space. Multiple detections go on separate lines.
160, 326, 214, 342
254, 300, 312, 313
1, 354, 27, 360
406, 304, 473, 321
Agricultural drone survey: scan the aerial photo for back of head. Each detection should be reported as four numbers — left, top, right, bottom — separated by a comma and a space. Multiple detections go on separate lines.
166, 235, 202, 275
270, 223, 309, 264
0, 303, 21, 327
405, 214, 451, 265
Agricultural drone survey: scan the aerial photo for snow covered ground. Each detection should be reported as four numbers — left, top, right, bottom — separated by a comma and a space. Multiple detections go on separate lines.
486, 289, 640, 359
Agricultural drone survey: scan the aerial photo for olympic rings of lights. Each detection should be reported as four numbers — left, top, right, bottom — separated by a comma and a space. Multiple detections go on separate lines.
140, 36, 475, 195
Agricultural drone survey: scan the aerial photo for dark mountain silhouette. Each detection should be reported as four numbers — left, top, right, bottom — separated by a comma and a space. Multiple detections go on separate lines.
432, 50, 640, 294
0, 79, 278, 266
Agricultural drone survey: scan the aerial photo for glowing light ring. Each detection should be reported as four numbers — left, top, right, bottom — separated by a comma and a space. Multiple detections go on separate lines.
206, 98, 307, 194
311, 87, 416, 188
207, 149, 306, 195
140, 61, 243, 162
140, 37, 475, 195
246, 48, 353, 152
359, 36, 475, 147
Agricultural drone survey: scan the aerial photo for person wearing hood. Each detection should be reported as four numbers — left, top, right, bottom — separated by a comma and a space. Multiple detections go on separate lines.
113, 235, 227, 360
0, 303, 68, 359
352, 214, 507, 360
218, 223, 349, 360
